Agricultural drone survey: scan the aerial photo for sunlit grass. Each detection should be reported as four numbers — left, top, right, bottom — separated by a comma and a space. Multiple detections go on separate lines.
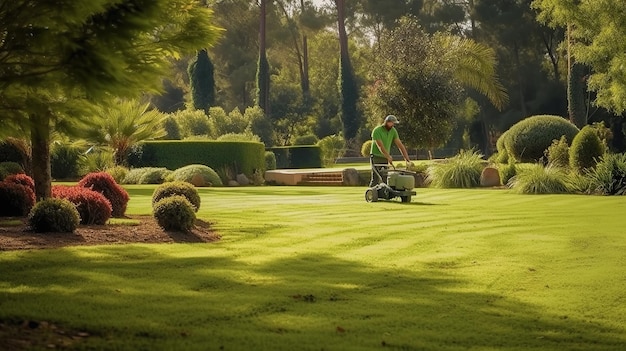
1, 186, 625, 350
0, 219, 23, 227
106, 218, 141, 226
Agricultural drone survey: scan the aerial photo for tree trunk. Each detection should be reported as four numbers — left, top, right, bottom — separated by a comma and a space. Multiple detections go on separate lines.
300, 0, 310, 97
567, 24, 587, 128
336, 0, 360, 146
30, 112, 52, 200
276, 0, 308, 99
256, 0, 270, 114
302, 33, 310, 96
336, 0, 350, 66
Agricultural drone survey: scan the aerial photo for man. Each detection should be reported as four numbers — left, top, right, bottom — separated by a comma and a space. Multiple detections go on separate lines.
369, 115, 412, 187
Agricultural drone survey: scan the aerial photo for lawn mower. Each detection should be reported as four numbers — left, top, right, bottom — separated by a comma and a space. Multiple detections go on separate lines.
365, 160, 416, 203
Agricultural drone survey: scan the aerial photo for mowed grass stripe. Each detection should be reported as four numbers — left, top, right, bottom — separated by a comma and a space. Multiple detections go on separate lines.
1, 186, 625, 350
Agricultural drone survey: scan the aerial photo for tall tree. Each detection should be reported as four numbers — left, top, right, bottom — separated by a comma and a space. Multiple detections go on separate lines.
188, 49, 217, 112
534, 0, 626, 115
0, 0, 220, 199
335, 0, 360, 143
367, 18, 463, 153
257, 0, 271, 113
566, 24, 587, 128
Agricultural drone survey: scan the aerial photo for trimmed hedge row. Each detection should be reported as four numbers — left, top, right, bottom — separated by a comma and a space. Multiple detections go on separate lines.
128, 141, 265, 176
268, 146, 322, 169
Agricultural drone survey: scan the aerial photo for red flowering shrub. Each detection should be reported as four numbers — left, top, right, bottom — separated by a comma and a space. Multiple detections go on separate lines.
4, 174, 35, 192
78, 172, 129, 217
0, 181, 35, 216
52, 186, 112, 225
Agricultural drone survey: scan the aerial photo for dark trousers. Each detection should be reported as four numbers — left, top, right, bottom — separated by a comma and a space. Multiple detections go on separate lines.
369, 155, 389, 187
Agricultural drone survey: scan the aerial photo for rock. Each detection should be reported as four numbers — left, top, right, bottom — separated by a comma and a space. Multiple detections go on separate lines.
236, 173, 250, 186
480, 167, 501, 187
342, 168, 360, 186
412, 173, 427, 188
228, 180, 240, 187
190, 174, 206, 187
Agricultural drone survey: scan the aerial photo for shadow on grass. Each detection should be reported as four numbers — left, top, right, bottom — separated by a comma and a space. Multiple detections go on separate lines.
0, 246, 624, 350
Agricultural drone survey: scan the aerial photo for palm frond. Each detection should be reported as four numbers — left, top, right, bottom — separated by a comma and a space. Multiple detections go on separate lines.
437, 35, 509, 110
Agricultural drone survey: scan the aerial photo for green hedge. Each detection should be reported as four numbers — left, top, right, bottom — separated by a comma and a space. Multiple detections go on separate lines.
268, 146, 322, 169
128, 141, 265, 176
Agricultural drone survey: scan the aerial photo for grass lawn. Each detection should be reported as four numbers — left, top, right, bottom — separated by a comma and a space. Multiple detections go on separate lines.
1, 186, 626, 350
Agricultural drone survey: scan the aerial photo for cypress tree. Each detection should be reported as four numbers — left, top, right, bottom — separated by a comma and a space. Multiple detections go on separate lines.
256, 0, 270, 113
188, 49, 216, 112
567, 24, 587, 128
335, 0, 360, 142
256, 51, 270, 113
339, 57, 360, 141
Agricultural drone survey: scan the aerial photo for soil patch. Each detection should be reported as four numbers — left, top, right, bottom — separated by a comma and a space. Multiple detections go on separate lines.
0, 215, 220, 251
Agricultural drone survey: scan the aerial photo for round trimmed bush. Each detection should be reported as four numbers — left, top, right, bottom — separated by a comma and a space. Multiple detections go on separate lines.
52, 185, 112, 225
569, 126, 605, 172
504, 115, 579, 162
265, 151, 277, 171
0, 181, 36, 217
163, 116, 181, 140
0, 161, 24, 176
153, 195, 196, 232
293, 134, 319, 146
0, 138, 29, 167
139, 168, 172, 184
28, 198, 80, 233
152, 181, 200, 212
495, 131, 510, 163
361, 140, 373, 157
170, 164, 223, 187
78, 172, 129, 217
498, 162, 517, 186
4, 174, 35, 192
545, 136, 570, 167
105, 166, 129, 184
123, 168, 149, 184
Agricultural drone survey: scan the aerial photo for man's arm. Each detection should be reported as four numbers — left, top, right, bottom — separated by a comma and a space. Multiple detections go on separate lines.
375, 139, 393, 164
394, 138, 411, 163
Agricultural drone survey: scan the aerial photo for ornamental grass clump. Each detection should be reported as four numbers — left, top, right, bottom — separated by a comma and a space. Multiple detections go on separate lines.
426, 150, 484, 188
584, 153, 626, 195
508, 164, 570, 194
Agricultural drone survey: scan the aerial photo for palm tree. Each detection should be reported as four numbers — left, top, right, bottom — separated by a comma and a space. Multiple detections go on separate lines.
435, 34, 509, 111
86, 100, 166, 166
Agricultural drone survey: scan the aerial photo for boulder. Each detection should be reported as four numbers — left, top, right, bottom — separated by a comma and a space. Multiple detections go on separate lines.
412, 173, 427, 188
228, 180, 240, 187
480, 167, 501, 187
236, 173, 250, 186
342, 168, 360, 186
191, 174, 208, 187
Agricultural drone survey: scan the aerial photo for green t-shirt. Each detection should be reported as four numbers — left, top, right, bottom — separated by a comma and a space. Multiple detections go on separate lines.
370, 125, 399, 157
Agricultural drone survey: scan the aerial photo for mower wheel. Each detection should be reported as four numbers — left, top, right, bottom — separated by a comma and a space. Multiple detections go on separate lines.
401, 195, 411, 203
365, 188, 378, 202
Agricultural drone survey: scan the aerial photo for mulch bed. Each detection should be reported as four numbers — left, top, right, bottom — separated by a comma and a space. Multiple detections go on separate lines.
0, 215, 220, 251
